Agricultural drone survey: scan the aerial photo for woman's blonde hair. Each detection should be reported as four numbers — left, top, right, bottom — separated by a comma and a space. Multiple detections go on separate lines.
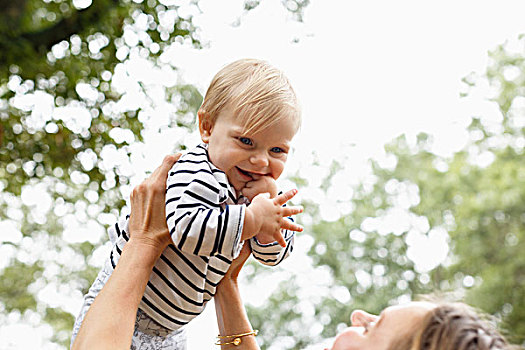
391, 302, 512, 350
199, 58, 301, 135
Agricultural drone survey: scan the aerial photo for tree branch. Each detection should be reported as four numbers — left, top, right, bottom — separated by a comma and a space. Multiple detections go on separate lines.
20, 0, 120, 52
0, 0, 28, 25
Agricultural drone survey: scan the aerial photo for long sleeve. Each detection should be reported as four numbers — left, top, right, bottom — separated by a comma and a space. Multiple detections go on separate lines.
165, 146, 245, 259
249, 225, 295, 266
248, 191, 296, 266
104, 145, 248, 331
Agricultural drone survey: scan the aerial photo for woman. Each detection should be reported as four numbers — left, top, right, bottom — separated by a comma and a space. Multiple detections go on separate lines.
215, 243, 512, 350
328, 302, 510, 350
71, 155, 513, 350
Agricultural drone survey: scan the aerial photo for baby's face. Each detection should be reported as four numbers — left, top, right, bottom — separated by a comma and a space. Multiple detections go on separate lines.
200, 107, 297, 193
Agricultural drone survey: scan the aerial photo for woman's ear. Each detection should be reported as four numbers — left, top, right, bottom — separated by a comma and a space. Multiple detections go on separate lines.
198, 110, 213, 143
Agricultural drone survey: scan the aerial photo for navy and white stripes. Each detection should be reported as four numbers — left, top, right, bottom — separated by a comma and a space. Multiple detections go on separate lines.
106, 144, 295, 330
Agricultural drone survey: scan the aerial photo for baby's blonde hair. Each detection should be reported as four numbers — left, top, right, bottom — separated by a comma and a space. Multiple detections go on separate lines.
199, 58, 301, 135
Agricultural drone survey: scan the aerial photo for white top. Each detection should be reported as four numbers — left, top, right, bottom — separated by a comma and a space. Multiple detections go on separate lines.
107, 144, 295, 330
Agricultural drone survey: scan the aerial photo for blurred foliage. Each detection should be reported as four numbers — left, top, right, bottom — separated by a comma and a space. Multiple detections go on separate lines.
0, 1, 308, 348
0, 0, 203, 347
247, 36, 525, 348
243, 0, 310, 21
1, 0, 202, 198
2, 0, 523, 349
0, 262, 43, 312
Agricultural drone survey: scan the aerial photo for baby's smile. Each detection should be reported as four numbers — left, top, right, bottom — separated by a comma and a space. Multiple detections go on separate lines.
236, 167, 257, 180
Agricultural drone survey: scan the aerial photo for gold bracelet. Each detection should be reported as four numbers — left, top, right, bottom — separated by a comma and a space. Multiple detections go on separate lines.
215, 330, 258, 346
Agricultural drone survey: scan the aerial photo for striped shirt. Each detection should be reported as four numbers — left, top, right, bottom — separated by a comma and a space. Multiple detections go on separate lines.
107, 144, 295, 330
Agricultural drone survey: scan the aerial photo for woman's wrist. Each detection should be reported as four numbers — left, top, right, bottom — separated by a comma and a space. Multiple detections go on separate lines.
71, 235, 165, 350
123, 237, 167, 269
214, 276, 259, 349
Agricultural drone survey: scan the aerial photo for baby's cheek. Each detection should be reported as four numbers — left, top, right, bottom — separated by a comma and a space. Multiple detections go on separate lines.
270, 159, 286, 179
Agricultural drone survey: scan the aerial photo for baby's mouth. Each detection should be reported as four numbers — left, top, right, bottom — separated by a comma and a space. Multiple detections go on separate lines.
236, 167, 254, 180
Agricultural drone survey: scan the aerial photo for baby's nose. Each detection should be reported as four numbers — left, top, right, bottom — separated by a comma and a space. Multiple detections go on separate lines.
250, 153, 269, 167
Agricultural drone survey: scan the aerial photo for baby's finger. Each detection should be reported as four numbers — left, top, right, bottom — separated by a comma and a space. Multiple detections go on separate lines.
273, 231, 287, 248
274, 189, 298, 206
243, 180, 255, 188
281, 219, 303, 233
281, 205, 303, 217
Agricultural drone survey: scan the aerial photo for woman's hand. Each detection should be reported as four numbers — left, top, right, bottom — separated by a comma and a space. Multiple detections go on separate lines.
72, 154, 180, 350
128, 154, 181, 252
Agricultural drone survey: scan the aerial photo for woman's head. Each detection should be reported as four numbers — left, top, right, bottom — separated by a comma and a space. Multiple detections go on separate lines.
328, 302, 434, 350
329, 301, 510, 350
402, 302, 509, 350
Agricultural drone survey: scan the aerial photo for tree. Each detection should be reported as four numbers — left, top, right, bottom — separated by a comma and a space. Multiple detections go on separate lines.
439, 36, 525, 343
246, 36, 525, 348
0, 0, 202, 346
0, 0, 309, 347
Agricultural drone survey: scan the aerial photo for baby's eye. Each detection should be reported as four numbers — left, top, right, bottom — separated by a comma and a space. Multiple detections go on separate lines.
239, 137, 253, 146
271, 147, 285, 154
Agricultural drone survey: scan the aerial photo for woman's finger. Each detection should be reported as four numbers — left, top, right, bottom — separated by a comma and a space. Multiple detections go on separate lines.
128, 154, 180, 244
150, 154, 181, 182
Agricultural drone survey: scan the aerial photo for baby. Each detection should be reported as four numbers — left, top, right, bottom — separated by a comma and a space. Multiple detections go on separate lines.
72, 58, 303, 349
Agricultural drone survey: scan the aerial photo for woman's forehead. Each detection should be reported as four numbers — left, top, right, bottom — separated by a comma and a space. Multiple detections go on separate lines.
383, 301, 435, 320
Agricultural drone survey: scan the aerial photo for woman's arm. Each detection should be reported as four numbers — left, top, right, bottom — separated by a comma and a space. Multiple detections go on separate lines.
71, 154, 180, 350
72, 240, 164, 350
214, 244, 261, 350
213, 190, 300, 349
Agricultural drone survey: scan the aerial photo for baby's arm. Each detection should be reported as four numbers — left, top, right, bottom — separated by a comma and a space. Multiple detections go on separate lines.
241, 176, 293, 239
166, 161, 244, 259
241, 176, 301, 265
241, 190, 303, 247
249, 226, 295, 266
242, 176, 281, 244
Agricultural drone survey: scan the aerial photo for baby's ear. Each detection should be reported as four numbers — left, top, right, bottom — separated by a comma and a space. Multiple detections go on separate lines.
198, 110, 213, 143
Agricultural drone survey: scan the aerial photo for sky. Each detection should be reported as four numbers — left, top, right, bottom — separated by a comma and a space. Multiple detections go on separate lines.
2, 0, 525, 349
177, 0, 525, 162
177, 0, 525, 348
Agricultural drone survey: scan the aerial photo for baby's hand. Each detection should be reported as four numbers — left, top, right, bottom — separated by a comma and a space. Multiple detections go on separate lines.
242, 189, 303, 247
241, 175, 278, 202
256, 229, 285, 245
